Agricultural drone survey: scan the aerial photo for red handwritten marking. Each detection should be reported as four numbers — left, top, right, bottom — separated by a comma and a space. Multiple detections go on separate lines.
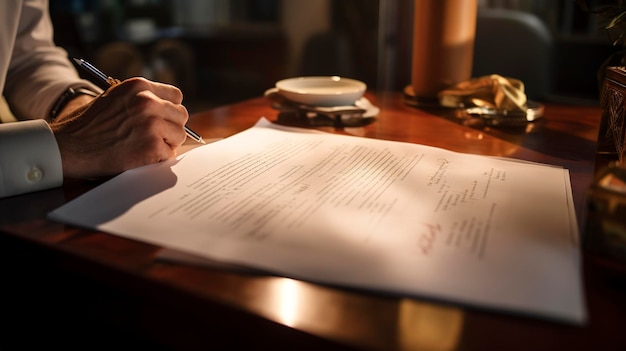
418, 223, 441, 255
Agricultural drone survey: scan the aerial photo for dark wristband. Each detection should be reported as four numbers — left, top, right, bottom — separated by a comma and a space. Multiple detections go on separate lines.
49, 87, 99, 119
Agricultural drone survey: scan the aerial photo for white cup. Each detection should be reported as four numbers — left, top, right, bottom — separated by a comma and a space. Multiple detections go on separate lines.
266, 76, 366, 107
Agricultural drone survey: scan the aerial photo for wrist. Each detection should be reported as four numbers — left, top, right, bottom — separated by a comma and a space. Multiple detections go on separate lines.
49, 87, 99, 120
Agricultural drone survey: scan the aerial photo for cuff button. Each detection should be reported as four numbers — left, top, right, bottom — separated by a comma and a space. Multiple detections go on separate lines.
27, 167, 43, 182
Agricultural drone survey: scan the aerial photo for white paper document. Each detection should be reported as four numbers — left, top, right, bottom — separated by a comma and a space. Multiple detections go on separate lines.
49, 118, 586, 324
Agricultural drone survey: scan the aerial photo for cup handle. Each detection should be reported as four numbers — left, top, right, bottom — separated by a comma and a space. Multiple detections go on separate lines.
264, 87, 279, 97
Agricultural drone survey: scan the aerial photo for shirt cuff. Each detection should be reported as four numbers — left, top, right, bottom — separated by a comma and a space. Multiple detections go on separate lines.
0, 120, 63, 197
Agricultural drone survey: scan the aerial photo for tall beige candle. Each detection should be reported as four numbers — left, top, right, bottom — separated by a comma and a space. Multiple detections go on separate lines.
411, 0, 477, 102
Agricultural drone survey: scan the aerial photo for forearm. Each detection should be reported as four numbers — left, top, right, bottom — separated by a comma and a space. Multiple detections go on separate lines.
4, 0, 99, 120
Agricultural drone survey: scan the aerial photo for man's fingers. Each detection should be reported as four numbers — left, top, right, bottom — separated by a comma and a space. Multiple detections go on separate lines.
105, 77, 184, 104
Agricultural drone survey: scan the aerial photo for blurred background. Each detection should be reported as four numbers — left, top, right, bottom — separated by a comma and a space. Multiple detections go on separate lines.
50, 0, 621, 113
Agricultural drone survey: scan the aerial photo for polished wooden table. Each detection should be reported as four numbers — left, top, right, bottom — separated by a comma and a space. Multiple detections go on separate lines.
1, 92, 624, 350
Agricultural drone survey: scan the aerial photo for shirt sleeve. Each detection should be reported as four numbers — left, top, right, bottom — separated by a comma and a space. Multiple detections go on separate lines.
4, 0, 100, 120
0, 119, 62, 197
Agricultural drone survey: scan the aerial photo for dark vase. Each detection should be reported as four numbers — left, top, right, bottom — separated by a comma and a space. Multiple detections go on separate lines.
586, 51, 626, 266
598, 50, 626, 160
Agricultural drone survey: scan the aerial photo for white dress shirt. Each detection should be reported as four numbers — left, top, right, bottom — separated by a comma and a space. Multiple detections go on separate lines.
0, 0, 99, 197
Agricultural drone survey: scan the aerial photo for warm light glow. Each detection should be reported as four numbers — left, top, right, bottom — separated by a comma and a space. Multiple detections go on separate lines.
397, 299, 464, 351
275, 278, 301, 327
464, 131, 484, 140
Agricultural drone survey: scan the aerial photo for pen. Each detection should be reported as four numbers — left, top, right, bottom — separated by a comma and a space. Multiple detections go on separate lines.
73, 58, 205, 144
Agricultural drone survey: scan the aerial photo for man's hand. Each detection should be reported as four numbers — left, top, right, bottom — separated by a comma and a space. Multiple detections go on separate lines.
50, 77, 189, 179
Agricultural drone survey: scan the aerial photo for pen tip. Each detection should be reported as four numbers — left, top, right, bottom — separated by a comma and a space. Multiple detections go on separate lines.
72, 58, 82, 65
199, 138, 206, 144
